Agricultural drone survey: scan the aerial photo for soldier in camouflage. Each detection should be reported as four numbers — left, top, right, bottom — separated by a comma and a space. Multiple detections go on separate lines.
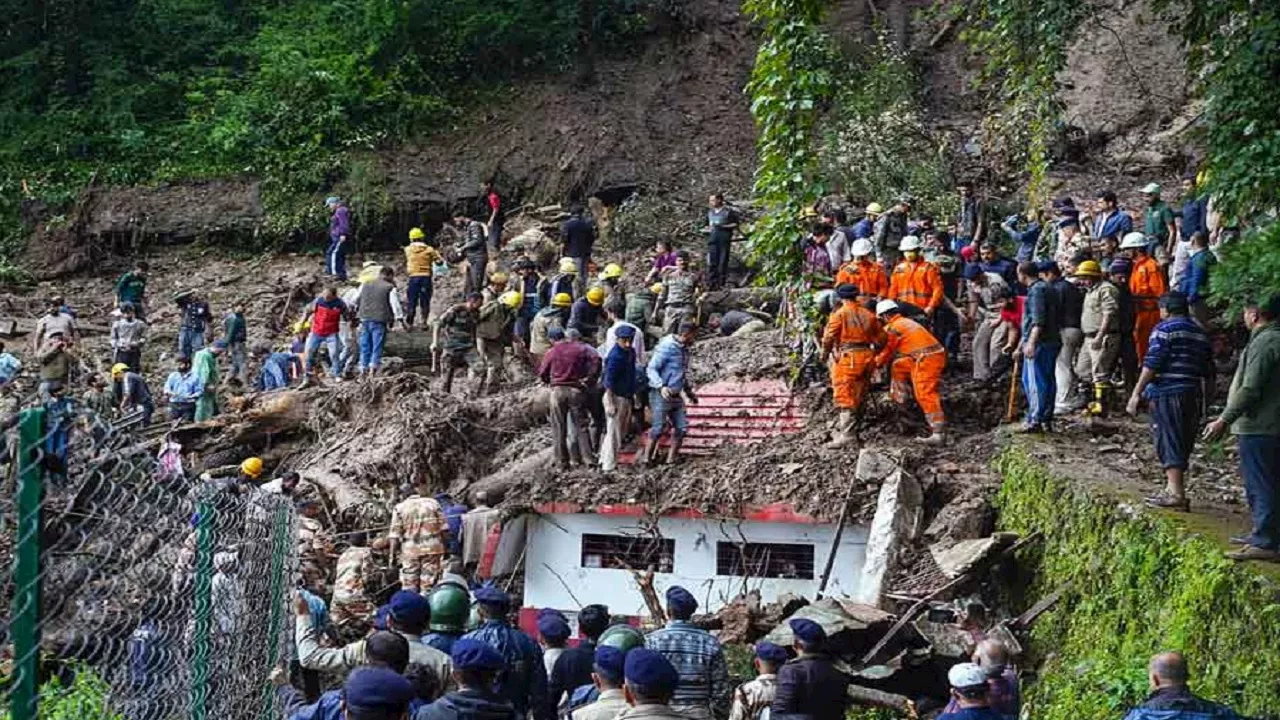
655, 251, 702, 335
388, 483, 448, 593
330, 531, 378, 630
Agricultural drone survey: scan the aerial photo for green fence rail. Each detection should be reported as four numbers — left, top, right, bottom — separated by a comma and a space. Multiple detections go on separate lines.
1, 401, 298, 720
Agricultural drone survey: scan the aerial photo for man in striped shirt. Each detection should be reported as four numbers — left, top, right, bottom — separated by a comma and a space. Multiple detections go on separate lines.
1127, 292, 1214, 511
644, 586, 729, 719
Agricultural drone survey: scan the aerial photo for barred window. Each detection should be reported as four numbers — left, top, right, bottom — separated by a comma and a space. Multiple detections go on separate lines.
715, 542, 815, 579
581, 533, 674, 573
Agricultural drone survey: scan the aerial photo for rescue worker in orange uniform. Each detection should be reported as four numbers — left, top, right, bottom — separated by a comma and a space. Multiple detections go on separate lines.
821, 284, 888, 448
887, 235, 945, 318
1122, 231, 1167, 364
834, 239, 889, 304
875, 299, 947, 444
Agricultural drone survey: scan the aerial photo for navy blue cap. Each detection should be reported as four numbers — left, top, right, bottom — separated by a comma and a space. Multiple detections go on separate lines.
789, 618, 826, 645
474, 584, 510, 609
624, 648, 679, 692
373, 604, 391, 630
755, 641, 789, 664
450, 638, 505, 671
388, 590, 429, 628
538, 607, 567, 621
593, 645, 626, 682
344, 666, 415, 711
835, 283, 858, 299
1037, 260, 1061, 275
665, 586, 698, 616
614, 324, 636, 339
538, 613, 571, 642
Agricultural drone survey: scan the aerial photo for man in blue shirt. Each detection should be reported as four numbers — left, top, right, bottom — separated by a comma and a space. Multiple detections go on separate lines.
1177, 175, 1207, 243
643, 322, 700, 465
1127, 292, 1213, 511
1000, 212, 1042, 263
1017, 261, 1061, 433
600, 326, 637, 472
163, 355, 204, 422
1092, 190, 1133, 246
706, 193, 739, 290
462, 585, 550, 719
978, 243, 1020, 294
1179, 231, 1216, 329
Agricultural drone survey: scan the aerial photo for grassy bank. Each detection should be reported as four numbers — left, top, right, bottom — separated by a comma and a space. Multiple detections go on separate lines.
995, 446, 1280, 719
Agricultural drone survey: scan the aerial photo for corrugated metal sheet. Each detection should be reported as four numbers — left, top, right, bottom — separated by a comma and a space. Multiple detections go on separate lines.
622, 378, 807, 462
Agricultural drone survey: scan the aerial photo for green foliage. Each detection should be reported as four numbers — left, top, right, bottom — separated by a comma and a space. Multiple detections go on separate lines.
1208, 223, 1280, 316
995, 447, 1280, 719
954, 0, 1087, 205
818, 33, 953, 221
742, 0, 834, 283
0, 666, 122, 720
0, 0, 656, 259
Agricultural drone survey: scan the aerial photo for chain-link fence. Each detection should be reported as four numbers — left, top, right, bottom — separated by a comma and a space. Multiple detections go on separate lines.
1, 399, 298, 720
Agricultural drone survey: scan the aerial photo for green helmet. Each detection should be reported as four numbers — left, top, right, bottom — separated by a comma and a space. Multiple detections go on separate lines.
598, 624, 645, 653
467, 603, 482, 631
427, 582, 470, 633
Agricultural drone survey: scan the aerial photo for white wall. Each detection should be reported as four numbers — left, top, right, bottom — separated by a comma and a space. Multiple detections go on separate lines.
522, 513, 869, 617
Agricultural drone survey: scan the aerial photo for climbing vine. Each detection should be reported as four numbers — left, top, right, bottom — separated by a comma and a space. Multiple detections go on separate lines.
742, 0, 834, 283
953, 0, 1087, 206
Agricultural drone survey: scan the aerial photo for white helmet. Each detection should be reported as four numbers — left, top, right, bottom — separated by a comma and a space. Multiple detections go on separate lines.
851, 238, 874, 257
875, 299, 899, 316
899, 235, 923, 251
1120, 231, 1148, 249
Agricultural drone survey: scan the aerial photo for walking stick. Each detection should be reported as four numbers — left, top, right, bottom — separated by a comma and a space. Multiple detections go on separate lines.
1005, 352, 1023, 423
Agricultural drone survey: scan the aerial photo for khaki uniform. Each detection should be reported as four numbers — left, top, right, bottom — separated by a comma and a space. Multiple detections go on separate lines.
728, 675, 776, 720
475, 302, 516, 390
571, 688, 629, 720
389, 495, 447, 592
329, 546, 376, 627
1077, 280, 1121, 384
297, 516, 334, 563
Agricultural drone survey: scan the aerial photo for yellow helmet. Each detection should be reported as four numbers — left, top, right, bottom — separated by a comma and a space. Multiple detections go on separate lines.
552, 293, 573, 308
1074, 260, 1103, 278
865, 202, 884, 215
409, 227, 426, 241
600, 263, 623, 280
240, 457, 264, 479
650, 283, 663, 295
489, 272, 508, 285
558, 258, 578, 274
291, 319, 311, 334
111, 363, 129, 376
500, 291, 522, 309
586, 287, 605, 306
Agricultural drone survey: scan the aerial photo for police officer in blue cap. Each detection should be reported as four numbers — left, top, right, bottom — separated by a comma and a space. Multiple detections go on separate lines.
296, 590, 452, 697
643, 586, 729, 719
568, 645, 629, 720
537, 611, 572, 678
616, 648, 686, 719
414, 638, 515, 719
275, 632, 413, 720
729, 642, 788, 720
550, 603, 611, 714
772, 618, 849, 720
343, 665, 416, 720
460, 584, 550, 719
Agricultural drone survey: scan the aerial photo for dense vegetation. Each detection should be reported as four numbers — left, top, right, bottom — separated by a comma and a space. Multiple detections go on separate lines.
0, 0, 654, 259
996, 447, 1280, 719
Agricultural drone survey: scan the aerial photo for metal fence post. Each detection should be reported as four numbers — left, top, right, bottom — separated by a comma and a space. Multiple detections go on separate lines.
10, 407, 46, 720
259, 502, 291, 720
189, 499, 213, 720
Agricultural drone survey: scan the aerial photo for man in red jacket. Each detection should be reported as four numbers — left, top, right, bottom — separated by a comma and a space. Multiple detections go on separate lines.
302, 286, 349, 382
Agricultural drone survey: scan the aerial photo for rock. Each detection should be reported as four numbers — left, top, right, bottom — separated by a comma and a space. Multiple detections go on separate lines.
914, 619, 977, 659
855, 448, 900, 484
924, 492, 994, 543
853, 450, 922, 606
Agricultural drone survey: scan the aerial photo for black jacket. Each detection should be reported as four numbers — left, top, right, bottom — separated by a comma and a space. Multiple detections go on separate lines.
549, 640, 596, 715
414, 689, 519, 720
771, 653, 850, 720
560, 216, 596, 258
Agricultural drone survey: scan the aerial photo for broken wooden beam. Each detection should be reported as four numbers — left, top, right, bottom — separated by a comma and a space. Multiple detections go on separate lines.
1009, 581, 1071, 631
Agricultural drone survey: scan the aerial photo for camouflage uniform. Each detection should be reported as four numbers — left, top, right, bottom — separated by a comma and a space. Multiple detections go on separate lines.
728, 674, 777, 720
329, 545, 377, 628
389, 495, 447, 592
297, 516, 334, 587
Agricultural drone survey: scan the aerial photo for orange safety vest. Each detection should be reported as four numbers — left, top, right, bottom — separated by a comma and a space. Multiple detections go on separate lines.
1128, 255, 1167, 308
888, 260, 944, 311
835, 260, 890, 300
822, 301, 886, 354
876, 315, 944, 367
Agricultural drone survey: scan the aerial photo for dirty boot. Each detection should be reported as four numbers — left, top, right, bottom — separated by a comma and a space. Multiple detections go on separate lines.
665, 438, 684, 465
826, 410, 855, 449
442, 366, 455, 394
917, 430, 946, 446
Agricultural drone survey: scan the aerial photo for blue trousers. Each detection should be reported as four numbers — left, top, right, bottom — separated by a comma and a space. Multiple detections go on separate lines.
1150, 390, 1201, 470
1240, 434, 1280, 550
648, 390, 689, 440
358, 320, 387, 371
177, 327, 205, 358
326, 239, 347, 280
305, 332, 343, 377
406, 276, 433, 326
1021, 341, 1060, 427
707, 238, 731, 289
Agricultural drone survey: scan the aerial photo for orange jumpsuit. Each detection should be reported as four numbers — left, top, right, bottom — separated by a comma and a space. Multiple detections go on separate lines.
822, 301, 887, 410
888, 259, 945, 313
835, 260, 890, 302
876, 315, 947, 432
1128, 254, 1167, 363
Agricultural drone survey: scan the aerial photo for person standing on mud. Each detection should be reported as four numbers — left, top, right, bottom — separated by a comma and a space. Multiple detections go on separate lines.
434, 292, 483, 395
599, 325, 637, 473
512, 257, 544, 345
191, 340, 224, 421
1015, 261, 1061, 434
481, 180, 504, 253
530, 294, 572, 370
163, 354, 203, 422
453, 209, 489, 296
111, 302, 148, 373
538, 324, 601, 469
1074, 260, 1121, 417
706, 193, 739, 290
326, 196, 350, 281
351, 266, 397, 377
822, 284, 887, 449
655, 251, 701, 336
174, 290, 213, 359
115, 261, 149, 320
33, 297, 78, 353
389, 482, 449, 592
874, 300, 947, 444
404, 227, 443, 329
222, 301, 248, 385
474, 291, 521, 394
561, 204, 597, 298
642, 321, 699, 465
113, 362, 153, 424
